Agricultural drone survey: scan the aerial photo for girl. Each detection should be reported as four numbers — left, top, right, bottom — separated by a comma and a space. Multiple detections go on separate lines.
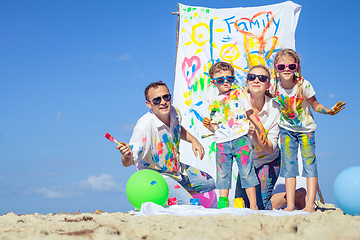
272, 49, 345, 212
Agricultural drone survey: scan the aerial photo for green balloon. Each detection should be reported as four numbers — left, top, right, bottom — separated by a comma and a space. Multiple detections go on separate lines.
126, 169, 169, 209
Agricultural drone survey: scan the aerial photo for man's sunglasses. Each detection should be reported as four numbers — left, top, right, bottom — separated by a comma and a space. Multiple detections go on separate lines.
247, 74, 269, 82
275, 63, 298, 72
150, 93, 171, 105
212, 76, 236, 85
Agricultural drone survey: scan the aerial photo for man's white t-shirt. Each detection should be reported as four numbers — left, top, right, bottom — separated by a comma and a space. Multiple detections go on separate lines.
129, 106, 182, 175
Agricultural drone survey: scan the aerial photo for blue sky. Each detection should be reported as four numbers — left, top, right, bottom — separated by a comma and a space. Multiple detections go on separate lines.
1, 0, 359, 214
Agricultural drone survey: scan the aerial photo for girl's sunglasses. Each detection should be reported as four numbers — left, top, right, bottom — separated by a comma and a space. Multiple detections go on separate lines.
275, 63, 298, 72
212, 76, 235, 85
151, 93, 171, 105
247, 74, 269, 82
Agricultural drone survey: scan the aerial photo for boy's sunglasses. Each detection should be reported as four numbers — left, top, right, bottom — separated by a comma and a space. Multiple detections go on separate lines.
275, 63, 298, 72
212, 76, 235, 85
247, 74, 269, 82
150, 93, 171, 105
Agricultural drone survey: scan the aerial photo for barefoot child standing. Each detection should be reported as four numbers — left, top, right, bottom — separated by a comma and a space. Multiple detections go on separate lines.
272, 49, 345, 212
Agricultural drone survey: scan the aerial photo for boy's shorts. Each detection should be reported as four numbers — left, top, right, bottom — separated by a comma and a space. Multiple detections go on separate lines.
216, 135, 258, 189
279, 128, 318, 178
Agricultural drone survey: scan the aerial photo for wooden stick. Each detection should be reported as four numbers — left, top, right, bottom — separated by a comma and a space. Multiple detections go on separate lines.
317, 183, 325, 204
173, 3, 180, 83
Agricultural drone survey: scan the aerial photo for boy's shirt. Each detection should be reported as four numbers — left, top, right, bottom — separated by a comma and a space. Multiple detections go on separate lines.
273, 78, 317, 133
209, 88, 250, 143
129, 106, 182, 175
248, 94, 280, 168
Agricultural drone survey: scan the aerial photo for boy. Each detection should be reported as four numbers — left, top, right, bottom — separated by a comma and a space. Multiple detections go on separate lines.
203, 62, 267, 209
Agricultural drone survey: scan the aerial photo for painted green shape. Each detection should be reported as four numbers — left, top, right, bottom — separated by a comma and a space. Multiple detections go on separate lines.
209, 141, 217, 155
200, 77, 205, 91
187, 7, 191, 12
193, 79, 198, 92
192, 8, 197, 10
206, 9, 210, 14
191, 118, 194, 126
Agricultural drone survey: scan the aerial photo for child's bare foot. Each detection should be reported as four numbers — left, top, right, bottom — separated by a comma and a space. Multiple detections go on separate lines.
283, 206, 295, 211
303, 206, 315, 213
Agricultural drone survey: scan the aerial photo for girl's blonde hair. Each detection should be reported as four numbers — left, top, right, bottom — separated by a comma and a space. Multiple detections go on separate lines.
247, 64, 273, 98
273, 48, 303, 97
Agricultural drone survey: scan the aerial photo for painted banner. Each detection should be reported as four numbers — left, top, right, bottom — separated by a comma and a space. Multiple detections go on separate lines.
173, 1, 303, 201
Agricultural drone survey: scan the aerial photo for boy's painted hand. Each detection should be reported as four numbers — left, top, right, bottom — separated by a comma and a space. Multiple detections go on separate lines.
329, 101, 345, 115
203, 117, 211, 128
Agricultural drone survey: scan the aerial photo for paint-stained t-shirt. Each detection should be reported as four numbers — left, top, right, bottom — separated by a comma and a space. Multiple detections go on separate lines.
129, 106, 182, 175
273, 79, 317, 133
248, 95, 281, 168
209, 88, 250, 143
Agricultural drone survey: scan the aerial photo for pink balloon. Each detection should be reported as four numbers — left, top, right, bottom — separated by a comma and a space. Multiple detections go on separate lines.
192, 190, 216, 208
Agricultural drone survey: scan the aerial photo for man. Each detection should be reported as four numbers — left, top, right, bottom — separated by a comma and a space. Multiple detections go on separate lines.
118, 81, 215, 195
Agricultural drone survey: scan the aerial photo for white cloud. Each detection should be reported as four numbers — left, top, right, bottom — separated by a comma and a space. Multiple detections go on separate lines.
328, 93, 335, 98
78, 174, 120, 191
115, 54, 131, 61
55, 112, 65, 126
36, 174, 124, 199
36, 186, 78, 199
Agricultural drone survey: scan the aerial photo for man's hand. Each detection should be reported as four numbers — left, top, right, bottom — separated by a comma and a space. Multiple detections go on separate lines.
116, 142, 134, 167
191, 139, 205, 160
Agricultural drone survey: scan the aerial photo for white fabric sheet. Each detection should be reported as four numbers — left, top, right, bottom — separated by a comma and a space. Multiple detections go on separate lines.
131, 202, 309, 217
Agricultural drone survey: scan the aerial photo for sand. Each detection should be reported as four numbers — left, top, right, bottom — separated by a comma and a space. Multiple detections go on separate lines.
1, 203, 360, 240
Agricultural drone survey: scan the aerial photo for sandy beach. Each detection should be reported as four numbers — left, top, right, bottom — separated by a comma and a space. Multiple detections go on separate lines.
1, 203, 360, 240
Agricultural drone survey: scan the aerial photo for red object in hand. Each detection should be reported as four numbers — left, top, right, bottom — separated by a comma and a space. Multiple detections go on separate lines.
104, 132, 119, 144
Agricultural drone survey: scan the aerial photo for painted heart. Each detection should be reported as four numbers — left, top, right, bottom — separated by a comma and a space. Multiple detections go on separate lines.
234, 11, 274, 53
182, 56, 201, 87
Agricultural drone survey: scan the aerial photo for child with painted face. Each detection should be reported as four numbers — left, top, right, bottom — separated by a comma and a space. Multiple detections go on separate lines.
272, 48, 345, 212
203, 62, 268, 210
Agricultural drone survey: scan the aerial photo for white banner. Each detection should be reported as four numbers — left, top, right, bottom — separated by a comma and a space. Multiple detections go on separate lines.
173, 1, 302, 201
